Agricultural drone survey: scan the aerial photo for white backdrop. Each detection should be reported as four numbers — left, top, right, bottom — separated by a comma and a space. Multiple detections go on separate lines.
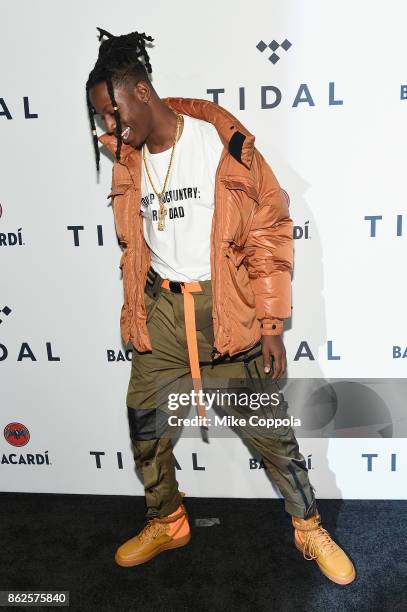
1, 0, 406, 500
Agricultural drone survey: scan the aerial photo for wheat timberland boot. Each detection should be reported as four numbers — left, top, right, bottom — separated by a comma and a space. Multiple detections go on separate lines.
115, 504, 191, 567
292, 513, 356, 585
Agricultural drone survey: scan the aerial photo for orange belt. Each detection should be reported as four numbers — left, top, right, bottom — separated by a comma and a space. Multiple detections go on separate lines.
161, 279, 209, 430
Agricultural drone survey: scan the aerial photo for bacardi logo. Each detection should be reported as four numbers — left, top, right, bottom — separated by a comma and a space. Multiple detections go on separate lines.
4, 422, 30, 447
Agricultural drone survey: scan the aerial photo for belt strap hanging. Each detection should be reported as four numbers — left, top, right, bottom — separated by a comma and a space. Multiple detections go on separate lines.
161, 279, 209, 432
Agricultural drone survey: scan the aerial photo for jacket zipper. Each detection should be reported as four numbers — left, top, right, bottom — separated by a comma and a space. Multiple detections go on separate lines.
211, 149, 228, 362
120, 157, 144, 335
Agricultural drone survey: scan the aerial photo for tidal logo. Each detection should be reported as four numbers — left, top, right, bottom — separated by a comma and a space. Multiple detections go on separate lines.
0, 96, 38, 119
107, 349, 132, 362
0, 342, 61, 362
362, 453, 397, 471
364, 215, 403, 237
67, 225, 104, 246
90, 451, 206, 471
294, 340, 341, 361
206, 82, 343, 110
0, 305, 11, 324
293, 221, 310, 240
256, 38, 292, 64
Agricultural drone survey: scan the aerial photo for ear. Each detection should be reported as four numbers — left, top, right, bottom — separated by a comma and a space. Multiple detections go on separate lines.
134, 81, 151, 105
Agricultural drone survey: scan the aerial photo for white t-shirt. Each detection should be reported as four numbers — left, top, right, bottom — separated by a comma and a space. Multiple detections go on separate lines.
140, 114, 224, 282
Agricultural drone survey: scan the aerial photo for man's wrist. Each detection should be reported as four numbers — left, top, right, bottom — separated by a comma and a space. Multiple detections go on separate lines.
261, 318, 284, 336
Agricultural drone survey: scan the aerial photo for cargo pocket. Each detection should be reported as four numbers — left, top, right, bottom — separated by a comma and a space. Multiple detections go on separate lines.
194, 294, 215, 347
268, 389, 292, 436
144, 290, 159, 324
240, 363, 292, 436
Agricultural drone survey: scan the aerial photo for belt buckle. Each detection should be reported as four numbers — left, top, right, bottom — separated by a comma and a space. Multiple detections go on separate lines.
169, 281, 184, 293
146, 270, 157, 286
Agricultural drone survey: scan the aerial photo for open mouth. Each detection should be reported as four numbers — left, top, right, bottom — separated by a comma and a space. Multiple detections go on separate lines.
121, 126, 131, 141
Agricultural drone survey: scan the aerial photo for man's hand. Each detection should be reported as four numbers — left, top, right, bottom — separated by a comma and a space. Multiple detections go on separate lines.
261, 335, 287, 380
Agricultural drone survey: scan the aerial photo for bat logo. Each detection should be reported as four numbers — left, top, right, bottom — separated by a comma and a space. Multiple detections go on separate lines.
4, 422, 30, 447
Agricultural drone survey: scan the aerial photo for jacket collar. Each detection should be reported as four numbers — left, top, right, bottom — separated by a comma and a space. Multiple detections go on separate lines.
98, 97, 255, 169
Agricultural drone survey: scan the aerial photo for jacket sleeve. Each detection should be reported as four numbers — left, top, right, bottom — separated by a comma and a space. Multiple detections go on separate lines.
242, 148, 293, 324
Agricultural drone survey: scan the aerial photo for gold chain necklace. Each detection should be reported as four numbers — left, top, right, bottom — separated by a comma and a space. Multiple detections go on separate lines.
142, 113, 184, 231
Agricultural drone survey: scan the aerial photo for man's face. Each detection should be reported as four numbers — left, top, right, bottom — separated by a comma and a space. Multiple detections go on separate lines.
89, 80, 153, 149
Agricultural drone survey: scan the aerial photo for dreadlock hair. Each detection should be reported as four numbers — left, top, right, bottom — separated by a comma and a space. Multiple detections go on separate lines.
86, 27, 154, 171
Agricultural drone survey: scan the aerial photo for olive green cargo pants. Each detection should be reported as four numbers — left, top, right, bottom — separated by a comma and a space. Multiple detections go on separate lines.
126, 277, 317, 520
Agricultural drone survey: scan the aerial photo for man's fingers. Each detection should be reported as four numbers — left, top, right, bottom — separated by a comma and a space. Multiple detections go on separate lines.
271, 352, 282, 380
262, 337, 287, 378
282, 351, 287, 376
262, 344, 271, 373
272, 351, 287, 380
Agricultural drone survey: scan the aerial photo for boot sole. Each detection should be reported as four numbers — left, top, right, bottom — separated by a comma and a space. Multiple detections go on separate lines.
115, 532, 191, 567
294, 539, 356, 585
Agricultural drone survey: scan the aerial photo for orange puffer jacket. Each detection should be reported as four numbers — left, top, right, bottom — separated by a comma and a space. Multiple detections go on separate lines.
99, 97, 293, 357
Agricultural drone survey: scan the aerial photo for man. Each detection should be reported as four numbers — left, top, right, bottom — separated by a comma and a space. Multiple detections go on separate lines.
86, 28, 356, 585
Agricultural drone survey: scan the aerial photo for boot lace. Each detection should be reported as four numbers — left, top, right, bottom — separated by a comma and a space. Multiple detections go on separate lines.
137, 519, 167, 544
302, 524, 339, 561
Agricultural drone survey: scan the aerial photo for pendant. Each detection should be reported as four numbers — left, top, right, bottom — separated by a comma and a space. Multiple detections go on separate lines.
157, 198, 167, 231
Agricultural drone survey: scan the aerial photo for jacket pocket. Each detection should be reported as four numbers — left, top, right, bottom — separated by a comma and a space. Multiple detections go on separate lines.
107, 181, 133, 200
107, 182, 134, 248
226, 243, 247, 268
221, 176, 258, 247
221, 176, 259, 202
